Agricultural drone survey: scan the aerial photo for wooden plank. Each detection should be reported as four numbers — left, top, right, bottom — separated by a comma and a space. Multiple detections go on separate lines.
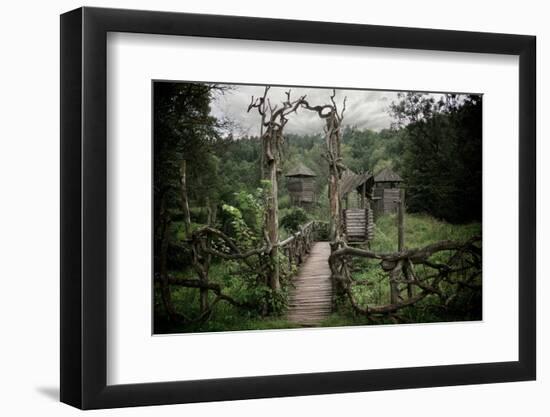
287, 241, 333, 326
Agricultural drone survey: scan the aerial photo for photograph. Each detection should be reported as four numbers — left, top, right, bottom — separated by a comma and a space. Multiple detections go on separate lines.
153, 81, 483, 334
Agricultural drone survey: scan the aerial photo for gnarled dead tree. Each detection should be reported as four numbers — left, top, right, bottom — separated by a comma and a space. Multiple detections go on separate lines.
300, 90, 347, 243
248, 88, 306, 292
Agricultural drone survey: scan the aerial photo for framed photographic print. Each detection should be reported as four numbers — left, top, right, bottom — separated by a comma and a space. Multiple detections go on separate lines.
60, 6, 536, 409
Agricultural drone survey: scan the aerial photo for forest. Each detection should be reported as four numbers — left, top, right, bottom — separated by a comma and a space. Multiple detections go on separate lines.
153, 82, 482, 333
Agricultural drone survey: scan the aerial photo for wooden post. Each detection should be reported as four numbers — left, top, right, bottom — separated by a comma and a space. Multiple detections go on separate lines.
390, 261, 402, 305
397, 188, 413, 299
398, 188, 405, 252
361, 182, 366, 209
390, 188, 407, 304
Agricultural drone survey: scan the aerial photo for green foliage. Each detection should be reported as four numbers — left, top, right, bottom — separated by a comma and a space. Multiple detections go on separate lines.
313, 221, 330, 241
209, 185, 293, 317
216, 136, 262, 204
341, 126, 406, 176
155, 284, 301, 334
389, 93, 482, 223
221, 204, 258, 248
220, 183, 269, 243
280, 208, 309, 232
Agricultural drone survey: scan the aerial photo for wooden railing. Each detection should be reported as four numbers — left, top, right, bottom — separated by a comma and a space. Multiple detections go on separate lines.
279, 221, 315, 270
328, 236, 482, 318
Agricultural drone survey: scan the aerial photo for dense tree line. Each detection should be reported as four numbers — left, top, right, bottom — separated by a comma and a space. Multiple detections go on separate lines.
153, 82, 226, 276
389, 93, 482, 223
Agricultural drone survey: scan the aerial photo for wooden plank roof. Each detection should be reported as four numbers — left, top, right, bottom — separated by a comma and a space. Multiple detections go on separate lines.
339, 169, 373, 196
285, 162, 317, 177
374, 167, 403, 183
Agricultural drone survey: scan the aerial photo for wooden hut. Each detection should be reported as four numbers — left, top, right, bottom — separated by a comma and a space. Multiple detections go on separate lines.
372, 167, 404, 216
285, 163, 317, 206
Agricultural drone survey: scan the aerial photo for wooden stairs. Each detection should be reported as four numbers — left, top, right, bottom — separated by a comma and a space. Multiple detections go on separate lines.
344, 207, 374, 242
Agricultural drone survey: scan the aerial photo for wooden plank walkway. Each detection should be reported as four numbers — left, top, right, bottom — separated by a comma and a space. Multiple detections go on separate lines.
287, 242, 332, 326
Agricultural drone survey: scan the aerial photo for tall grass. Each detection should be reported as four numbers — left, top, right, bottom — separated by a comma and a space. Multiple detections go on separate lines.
371, 213, 481, 253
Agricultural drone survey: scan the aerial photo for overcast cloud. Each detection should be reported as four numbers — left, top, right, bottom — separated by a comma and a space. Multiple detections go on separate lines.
210, 85, 402, 137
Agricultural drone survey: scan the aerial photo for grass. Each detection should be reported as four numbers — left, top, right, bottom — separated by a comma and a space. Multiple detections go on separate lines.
155, 213, 482, 333
370, 213, 481, 253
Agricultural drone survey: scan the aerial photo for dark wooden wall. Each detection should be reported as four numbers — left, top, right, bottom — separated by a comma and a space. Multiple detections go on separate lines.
373, 184, 402, 216
287, 177, 316, 204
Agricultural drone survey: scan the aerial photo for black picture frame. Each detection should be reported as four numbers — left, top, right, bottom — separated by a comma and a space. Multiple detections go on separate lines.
60, 6, 536, 410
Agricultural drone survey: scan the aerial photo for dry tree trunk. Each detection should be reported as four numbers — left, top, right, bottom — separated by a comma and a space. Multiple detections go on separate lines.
248, 88, 305, 293
158, 194, 180, 321
179, 160, 192, 236
327, 119, 343, 242
265, 132, 281, 291
300, 90, 346, 243
180, 159, 209, 313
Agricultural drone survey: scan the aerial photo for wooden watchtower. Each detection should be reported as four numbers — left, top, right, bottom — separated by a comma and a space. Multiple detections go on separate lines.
372, 167, 404, 216
285, 163, 317, 206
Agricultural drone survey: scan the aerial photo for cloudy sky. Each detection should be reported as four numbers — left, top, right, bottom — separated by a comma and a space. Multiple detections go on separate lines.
210, 85, 402, 137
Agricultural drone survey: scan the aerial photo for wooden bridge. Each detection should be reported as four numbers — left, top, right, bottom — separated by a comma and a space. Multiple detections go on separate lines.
280, 216, 374, 326
279, 222, 332, 326
287, 242, 332, 326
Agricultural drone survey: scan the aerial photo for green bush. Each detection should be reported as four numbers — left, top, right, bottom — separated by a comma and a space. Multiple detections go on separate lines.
280, 208, 309, 233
